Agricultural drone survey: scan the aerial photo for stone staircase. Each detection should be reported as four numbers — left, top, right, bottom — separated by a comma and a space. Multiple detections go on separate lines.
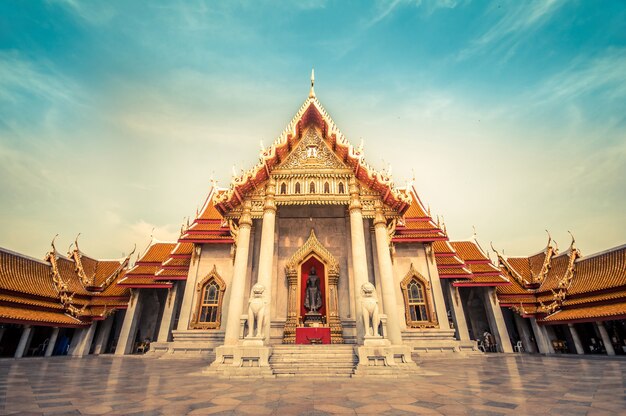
269, 345, 358, 378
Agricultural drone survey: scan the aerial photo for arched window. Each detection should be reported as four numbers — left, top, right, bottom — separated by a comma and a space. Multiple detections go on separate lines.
309, 181, 315, 193
280, 182, 287, 194
324, 181, 330, 193
407, 280, 427, 322
400, 264, 436, 328
295, 182, 301, 194
190, 266, 226, 329
338, 182, 345, 194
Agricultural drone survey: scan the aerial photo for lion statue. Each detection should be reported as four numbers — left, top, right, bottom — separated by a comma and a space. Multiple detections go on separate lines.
361, 282, 380, 337
246, 283, 266, 338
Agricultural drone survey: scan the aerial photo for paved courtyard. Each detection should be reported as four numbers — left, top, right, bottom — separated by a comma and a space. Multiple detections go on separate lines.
0, 355, 625, 415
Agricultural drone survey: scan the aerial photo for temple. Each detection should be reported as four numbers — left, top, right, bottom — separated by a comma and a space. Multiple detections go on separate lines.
1, 75, 625, 375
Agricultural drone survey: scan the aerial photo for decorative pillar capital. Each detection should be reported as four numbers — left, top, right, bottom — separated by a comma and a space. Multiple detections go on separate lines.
264, 178, 277, 213
239, 200, 253, 227
349, 177, 362, 212
373, 199, 386, 226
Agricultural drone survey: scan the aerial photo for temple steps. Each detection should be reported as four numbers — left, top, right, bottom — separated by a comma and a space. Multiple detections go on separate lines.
269, 345, 357, 378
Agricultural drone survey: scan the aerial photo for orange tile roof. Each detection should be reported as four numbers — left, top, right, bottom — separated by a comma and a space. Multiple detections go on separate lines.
438, 267, 472, 278
450, 241, 489, 262
161, 257, 191, 269
1, 245, 131, 326
541, 301, 626, 323
121, 264, 161, 279
155, 268, 189, 280
467, 263, 501, 274
436, 256, 465, 267
563, 289, 626, 306
117, 276, 172, 288
0, 248, 58, 299
138, 242, 176, 263
0, 304, 85, 326
179, 233, 234, 242
569, 245, 626, 295
171, 242, 194, 257
433, 240, 455, 256
0, 293, 63, 310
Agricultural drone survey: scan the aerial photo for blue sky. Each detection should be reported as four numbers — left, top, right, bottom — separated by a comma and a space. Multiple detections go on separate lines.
1, 0, 624, 259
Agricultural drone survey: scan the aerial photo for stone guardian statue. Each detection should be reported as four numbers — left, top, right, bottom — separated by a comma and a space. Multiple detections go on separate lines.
246, 284, 266, 338
361, 282, 380, 337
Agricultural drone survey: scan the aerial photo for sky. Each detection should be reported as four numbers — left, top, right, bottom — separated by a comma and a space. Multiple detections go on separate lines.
0, 0, 625, 261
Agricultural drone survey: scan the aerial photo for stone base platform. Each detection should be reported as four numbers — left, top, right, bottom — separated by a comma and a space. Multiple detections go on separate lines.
205, 344, 275, 379
353, 340, 420, 378
148, 330, 223, 358
402, 329, 480, 357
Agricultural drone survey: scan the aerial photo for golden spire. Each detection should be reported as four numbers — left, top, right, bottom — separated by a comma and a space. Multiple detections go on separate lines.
309, 68, 315, 98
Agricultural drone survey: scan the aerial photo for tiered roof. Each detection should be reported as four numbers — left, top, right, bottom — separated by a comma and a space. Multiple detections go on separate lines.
432, 240, 472, 280
179, 189, 233, 245
392, 190, 446, 243
0, 240, 132, 327
496, 237, 626, 324
448, 240, 510, 287
118, 240, 176, 288
211, 84, 412, 216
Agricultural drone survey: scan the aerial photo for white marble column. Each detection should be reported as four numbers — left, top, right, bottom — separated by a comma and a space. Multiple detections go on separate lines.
373, 200, 402, 344
157, 283, 180, 342
425, 245, 451, 330
482, 287, 513, 352
446, 282, 470, 341
596, 322, 616, 356
94, 316, 114, 354
529, 318, 550, 354
513, 314, 535, 353
115, 290, 144, 355
223, 200, 253, 345
72, 323, 97, 357
177, 247, 200, 331
14, 325, 32, 358
542, 325, 556, 353
348, 178, 370, 341
255, 178, 276, 341
44, 327, 60, 357
567, 323, 585, 355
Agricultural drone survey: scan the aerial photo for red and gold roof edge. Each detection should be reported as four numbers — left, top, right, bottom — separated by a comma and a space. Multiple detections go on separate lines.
212, 96, 411, 216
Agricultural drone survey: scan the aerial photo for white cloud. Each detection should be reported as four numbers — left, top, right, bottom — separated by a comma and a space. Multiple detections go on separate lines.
457, 0, 565, 61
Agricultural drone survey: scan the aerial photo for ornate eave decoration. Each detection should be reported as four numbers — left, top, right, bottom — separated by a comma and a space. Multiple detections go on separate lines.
491, 242, 529, 288
538, 233, 580, 316
533, 232, 558, 285
212, 84, 411, 217
285, 229, 339, 277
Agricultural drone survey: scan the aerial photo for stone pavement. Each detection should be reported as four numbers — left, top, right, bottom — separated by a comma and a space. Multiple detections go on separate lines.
0, 354, 625, 415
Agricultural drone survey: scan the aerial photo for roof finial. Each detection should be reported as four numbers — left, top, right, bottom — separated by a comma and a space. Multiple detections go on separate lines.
309, 68, 315, 98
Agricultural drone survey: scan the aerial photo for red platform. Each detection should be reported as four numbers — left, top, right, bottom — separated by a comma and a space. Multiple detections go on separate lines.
295, 327, 331, 344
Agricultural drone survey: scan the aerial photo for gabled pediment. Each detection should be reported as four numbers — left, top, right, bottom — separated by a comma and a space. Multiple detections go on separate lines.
213, 88, 411, 215
274, 126, 351, 172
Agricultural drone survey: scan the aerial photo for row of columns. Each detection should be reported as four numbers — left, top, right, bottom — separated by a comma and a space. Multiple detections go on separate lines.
220, 177, 407, 346
513, 315, 616, 356
9, 318, 115, 358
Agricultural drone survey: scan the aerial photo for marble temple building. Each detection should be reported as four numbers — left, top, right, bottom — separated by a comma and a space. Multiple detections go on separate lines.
1, 75, 625, 377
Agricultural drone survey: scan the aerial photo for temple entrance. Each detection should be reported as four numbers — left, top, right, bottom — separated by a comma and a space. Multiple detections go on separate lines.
283, 229, 343, 344
297, 256, 330, 344
300, 256, 326, 325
